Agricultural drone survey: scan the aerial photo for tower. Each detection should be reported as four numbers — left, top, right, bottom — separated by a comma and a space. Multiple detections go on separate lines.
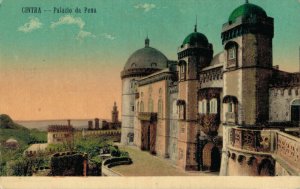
177, 24, 213, 170
112, 102, 119, 123
220, 0, 274, 175
121, 37, 168, 145
221, 0, 274, 126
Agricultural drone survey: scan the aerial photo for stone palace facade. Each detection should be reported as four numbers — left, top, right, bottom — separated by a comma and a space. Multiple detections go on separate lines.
120, 1, 300, 176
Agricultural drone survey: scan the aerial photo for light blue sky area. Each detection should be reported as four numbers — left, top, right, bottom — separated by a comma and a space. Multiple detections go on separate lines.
0, 0, 299, 71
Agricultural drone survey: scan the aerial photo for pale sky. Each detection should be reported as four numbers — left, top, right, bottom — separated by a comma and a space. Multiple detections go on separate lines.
0, 0, 299, 120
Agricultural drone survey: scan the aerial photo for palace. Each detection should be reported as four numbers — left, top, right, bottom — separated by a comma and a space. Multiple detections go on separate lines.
120, 1, 300, 176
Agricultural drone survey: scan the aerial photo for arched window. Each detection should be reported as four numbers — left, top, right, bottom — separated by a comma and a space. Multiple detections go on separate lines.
291, 99, 300, 122
158, 99, 163, 118
140, 101, 144, 112
225, 41, 238, 68
131, 63, 137, 68
177, 100, 186, 120
199, 99, 207, 114
137, 101, 139, 113
178, 60, 187, 80
228, 47, 236, 60
130, 79, 136, 91
210, 98, 218, 114
148, 98, 153, 112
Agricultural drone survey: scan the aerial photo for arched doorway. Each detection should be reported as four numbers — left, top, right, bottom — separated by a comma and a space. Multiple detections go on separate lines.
291, 99, 300, 122
211, 147, 221, 171
202, 143, 221, 171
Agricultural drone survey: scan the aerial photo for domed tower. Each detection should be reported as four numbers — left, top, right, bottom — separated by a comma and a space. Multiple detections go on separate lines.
177, 25, 213, 170
221, 0, 274, 126
121, 37, 168, 145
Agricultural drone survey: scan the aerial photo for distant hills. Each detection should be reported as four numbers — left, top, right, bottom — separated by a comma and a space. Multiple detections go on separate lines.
0, 114, 28, 130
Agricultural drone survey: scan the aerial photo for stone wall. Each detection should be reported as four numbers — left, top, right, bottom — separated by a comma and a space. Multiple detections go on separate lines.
121, 77, 137, 145
269, 87, 300, 122
135, 79, 170, 157
168, 92, 178, 163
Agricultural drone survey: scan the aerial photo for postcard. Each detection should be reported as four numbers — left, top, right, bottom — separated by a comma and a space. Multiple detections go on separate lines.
0, 0, 299, 188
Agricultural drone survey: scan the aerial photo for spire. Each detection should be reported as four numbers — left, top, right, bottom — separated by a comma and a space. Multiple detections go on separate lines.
194, 15, 198, 32
145, 34, 150, 47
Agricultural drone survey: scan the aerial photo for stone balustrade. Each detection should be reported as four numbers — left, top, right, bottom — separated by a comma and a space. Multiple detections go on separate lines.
228, 127, 274, 153
227, 127, 300, 175
275, 131, 300, 172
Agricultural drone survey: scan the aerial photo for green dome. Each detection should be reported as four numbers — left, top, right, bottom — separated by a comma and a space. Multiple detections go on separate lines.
228, 3, 267, 23
182, 31, 209, 47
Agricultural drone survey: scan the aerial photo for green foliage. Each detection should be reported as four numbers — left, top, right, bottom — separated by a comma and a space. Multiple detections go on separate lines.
109, 146, 120, 157
120, 151, 129, 158
74, 136, 112, 158
6, 154, 50, 176
0, 114, 48, 176
29, 129, 47, 143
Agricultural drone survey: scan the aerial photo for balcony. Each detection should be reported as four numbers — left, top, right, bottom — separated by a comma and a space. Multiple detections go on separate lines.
229, 127, 273, 153
138, 112, 157, 122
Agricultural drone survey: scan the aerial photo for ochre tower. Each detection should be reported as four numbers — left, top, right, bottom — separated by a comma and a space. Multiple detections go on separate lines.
112, 102, 119, 123
177, 25, 213, 170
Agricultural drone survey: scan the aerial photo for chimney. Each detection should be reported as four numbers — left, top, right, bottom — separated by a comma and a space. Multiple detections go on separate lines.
95, 118, 100, 130
67, 119, 71, 126
88, 120, 93, 130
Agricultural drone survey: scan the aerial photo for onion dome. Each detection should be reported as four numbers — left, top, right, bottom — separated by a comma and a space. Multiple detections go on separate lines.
228, 0, 267, 23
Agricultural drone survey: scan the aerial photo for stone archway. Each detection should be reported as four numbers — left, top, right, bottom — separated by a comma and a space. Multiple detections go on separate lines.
139, 113, 157, 154
202, 143, 221, 171
258, 158, 274, 176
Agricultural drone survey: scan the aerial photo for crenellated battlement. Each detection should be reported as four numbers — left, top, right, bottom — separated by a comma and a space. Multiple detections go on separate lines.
48, 125, 74, 132
270, 71, 300, 88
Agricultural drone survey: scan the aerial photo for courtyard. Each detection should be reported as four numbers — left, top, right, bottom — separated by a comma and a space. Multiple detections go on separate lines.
111, 144, 219, 176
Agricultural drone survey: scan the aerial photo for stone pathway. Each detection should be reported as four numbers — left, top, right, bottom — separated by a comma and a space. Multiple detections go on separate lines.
111, 144, 219, 176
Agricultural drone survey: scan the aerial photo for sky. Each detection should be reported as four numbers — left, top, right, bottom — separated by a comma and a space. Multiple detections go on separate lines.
0, 0, 299, 121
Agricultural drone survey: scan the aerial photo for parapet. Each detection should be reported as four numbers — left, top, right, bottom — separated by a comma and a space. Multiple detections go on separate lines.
48, 125, 74, 132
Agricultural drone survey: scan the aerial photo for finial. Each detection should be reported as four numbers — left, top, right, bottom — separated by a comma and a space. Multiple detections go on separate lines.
145, 34, 150, 47
245, 0, 249, 4
114, 101, 116, 106
194, 15, 198, 32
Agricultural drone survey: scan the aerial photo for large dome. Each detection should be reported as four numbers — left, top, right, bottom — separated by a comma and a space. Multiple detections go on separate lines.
123, 38, 168, 71
228, 2, 267, 23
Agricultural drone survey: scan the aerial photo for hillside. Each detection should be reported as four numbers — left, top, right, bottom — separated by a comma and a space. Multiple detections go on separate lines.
0, 114, 28, 130
0, 114, 47, 175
